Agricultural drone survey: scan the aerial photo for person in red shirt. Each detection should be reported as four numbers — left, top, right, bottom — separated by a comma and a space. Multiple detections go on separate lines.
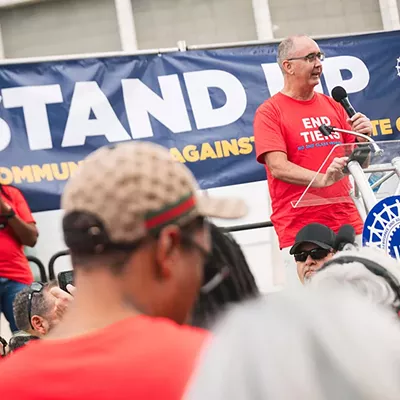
254, 35, 372, 288
0, 141, 247, 399
0, 184, 38, 332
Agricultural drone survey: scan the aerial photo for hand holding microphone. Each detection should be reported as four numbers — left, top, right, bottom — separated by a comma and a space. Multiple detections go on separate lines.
331, 86, 373, 140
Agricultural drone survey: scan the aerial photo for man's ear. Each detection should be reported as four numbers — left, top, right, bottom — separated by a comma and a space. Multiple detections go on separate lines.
154, 225, 182, 280
282, 60, 293, 75
31, 315, 46, 335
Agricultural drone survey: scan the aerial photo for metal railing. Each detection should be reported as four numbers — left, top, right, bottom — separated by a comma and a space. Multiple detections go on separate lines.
47, 221, 274, 279
27, 255, 48, 283
48, 250, 70, 280
221, 220, 273, 233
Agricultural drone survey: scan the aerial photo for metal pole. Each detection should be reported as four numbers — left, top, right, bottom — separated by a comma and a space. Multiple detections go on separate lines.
392, 157, 400, 178
392, 157, 400, 195
251, 0, 274, 40
370, 171, 395, 190
378, 0, 400, 31
364, 166, 396, 173
349, 188, 367, 221
347, 160, 377, 214
0, 23, 5, 59
114, 0, 138, 52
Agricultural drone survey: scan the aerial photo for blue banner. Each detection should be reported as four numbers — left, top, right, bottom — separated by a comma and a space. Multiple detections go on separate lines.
0, 30, 399, 212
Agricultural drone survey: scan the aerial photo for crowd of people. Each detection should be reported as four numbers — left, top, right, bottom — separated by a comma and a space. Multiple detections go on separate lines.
0, 33, 399, 399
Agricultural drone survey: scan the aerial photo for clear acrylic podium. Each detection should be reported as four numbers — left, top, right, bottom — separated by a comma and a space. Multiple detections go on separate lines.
291, 140, 400, 222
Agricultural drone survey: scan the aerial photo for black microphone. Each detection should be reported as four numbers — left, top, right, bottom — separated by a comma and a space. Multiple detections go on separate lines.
333, 224, 356, 251
319, 124, 334, 137
331, 86, 356, 118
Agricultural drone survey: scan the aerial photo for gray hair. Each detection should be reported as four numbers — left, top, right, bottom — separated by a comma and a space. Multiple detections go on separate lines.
12, 281, 57, 331
309, 246, 400, 313
277, 35, 307, 71
185, 287, 400, 400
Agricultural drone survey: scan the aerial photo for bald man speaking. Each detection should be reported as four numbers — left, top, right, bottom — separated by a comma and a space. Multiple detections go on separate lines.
254, 35, 372, 287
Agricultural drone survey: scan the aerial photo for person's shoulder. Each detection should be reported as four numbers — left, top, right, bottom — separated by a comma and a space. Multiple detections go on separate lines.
316, 92, 338, 107
257, 93, 282, 110
1, 185, 24, 198
255, 93, 282, 119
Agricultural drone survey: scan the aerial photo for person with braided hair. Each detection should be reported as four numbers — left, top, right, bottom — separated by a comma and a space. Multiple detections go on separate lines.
191, 222, 259, 328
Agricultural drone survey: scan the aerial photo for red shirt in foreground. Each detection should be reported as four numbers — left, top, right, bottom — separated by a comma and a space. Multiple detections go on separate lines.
0, 315, 208, 400
0, 185, 35, 284
254, 92, 363, 249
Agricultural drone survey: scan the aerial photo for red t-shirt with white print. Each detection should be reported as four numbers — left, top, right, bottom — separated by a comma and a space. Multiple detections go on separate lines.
254, 92, 363, 249
0, 185, 35, 284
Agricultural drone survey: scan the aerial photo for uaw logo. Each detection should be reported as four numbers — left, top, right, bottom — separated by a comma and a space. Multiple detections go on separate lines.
363, 196, 400, 261
397, 57, 400, 78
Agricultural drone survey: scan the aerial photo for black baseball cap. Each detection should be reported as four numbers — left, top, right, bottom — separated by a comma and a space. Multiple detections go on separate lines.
290, 223, 336, 255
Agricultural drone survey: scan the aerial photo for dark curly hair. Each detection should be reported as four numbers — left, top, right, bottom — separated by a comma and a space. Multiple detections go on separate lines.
191, 223, 259, 328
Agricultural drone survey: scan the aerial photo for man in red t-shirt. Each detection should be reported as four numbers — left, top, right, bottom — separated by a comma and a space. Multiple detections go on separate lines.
0, 141, 247, 399
0, 184, 38, 332
254, 35, 372, 287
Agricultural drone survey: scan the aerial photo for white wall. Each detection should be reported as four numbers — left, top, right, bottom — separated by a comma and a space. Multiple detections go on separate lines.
132, 0, 257, 49
0, 0, 121, 58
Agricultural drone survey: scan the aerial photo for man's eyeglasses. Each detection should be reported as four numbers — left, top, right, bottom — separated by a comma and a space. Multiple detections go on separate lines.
294, 248, 330, 262
287, 52, 325, 63
27, 282, 45, 330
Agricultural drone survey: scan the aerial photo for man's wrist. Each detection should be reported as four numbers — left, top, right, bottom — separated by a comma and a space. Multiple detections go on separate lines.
1, 207, 15, 219
312, 173, 326, 188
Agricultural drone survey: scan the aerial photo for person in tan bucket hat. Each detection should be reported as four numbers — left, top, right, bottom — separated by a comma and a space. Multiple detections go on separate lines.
0, 141, 247, 400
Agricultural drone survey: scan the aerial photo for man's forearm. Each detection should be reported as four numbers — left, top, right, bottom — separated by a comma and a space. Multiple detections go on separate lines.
7, 216, 38, 247
270, 160, 324, 188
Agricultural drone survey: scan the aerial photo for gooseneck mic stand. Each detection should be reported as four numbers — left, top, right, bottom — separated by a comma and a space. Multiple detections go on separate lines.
318, 124, 400, 220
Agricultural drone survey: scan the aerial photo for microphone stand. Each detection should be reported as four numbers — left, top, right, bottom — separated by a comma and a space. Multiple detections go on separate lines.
319, 124, 383, 155
330, 127, 384, 156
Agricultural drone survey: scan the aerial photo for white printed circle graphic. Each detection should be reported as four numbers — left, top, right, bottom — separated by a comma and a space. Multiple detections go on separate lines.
363, 196, 400, 261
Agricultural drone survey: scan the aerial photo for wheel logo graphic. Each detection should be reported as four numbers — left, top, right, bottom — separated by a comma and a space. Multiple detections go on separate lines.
362, 196, 400, 261
397, 57, 400, 78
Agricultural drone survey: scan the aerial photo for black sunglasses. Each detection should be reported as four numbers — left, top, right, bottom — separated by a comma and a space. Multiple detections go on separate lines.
287, 51, 325, 63
27, 282, 45, 330
182, 235, 230, 294
294, 248, 330, 262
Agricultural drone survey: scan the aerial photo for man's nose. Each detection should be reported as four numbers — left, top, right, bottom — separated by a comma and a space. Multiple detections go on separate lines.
314, 57, 322, 68
305, 255, 316, 266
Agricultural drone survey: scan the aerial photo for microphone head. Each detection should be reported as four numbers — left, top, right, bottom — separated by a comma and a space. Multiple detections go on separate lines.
331, 86, 348, 102
318, 124, 333, 137
334, 224, 356, 251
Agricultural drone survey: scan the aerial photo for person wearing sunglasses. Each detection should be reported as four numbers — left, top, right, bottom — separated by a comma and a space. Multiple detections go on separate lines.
289, 223, 336, 284
254, 34, 371, 288
0, 141, 247, 399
